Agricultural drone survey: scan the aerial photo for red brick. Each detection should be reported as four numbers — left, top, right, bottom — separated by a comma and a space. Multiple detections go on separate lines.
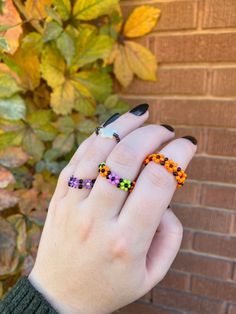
172, 251, 232, 280
157, 99, 236, 128
159, 270, 190, 291
121, 68, 207, 96
153, 287, 225, 313
172, 181, 201, 205
174, 127, 207, 153
188, 156, 236, 184
201, 184, 236, 211
173, 204, 234, 233
203, 0, 236, 29
121, 1, 198, 32
192, 276, 236, 302
181, 229, 194, 250
212, 68, 236, 97
228, 304, 236, 314
232, 264, 236, 281
114, 301, 179, 314
194, 233, 236, 258
154, 33, 236, 63
206, 128, 236, 157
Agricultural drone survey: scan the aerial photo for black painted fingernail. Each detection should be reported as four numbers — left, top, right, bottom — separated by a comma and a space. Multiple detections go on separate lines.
161, 124, 175, 132
129, 103, 149, 116
182, 135, 198, 145
103, 113, 120, 127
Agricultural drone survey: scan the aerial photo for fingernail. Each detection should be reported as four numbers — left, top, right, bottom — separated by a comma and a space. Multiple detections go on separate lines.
161, 124, 175, 132
129, 103, 149, 116
103, 113, 120, 127
182, 135, 198, 145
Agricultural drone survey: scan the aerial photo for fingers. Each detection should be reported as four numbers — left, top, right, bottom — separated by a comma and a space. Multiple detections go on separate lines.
65, 104, 149, 202
86, 125, 174, 220
118, 137, 197, 253
144, 209, 183, 290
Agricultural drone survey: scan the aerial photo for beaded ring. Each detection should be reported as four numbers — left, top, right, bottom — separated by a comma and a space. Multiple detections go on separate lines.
95, 126, 120, 143
68, 175, 96, 189
98, 162, 135, 192
143, 153, 187, 188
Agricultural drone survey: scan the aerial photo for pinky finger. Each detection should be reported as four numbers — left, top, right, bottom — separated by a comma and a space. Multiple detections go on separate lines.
144, 208, 183, 290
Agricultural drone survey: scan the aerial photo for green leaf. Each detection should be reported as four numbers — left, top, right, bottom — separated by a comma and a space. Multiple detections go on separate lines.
0, 36, 10, 52
76, 33, 114, 67
0, 95, 26, 120
42, 21, 63, 42
52, 133, 75, 155
0, 131, 23, 150
104, 94, 119, 108
44, 148, 60, 161
27, 110, 52, 127
77, 119, 97, 134
22, 131, 45, 161
41, 43, 66, 88
74, 70, 112, 102
34, 124, 58, 141
45, 6, 63, 24
0, 72, 22, 98
73, 0, 119, 20
53, 0, 71, 21
21, 32, 43, 55
50, 80, 75, 115
56, 31, 75, 65
57, 116, 75, 133
74, 96, 96, 117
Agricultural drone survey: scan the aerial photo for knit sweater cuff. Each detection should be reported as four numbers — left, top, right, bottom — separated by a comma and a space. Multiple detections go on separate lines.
0, 276, 58, 313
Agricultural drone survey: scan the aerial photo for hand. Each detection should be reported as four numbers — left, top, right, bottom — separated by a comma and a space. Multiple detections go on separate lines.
28, 105, 197, 314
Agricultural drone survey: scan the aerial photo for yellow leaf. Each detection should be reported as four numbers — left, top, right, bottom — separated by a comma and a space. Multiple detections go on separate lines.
0, 0, 23, 54
114, 44, 133, 88
124, 41, 157, 81
41, 44, 66, 88
123, 5, 161, 38
73, 0, 119, 20
25, 0, 53, 20
51, 80, 75, 115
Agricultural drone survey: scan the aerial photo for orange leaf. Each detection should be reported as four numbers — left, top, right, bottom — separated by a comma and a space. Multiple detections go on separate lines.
0, 0, 23, 54
123, 5, 161, 38
25, 0, 53, 20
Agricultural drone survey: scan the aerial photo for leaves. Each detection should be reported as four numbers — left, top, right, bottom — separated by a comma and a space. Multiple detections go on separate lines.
113, 44, 133, 88
0, 95, 26, 120
22, 131, 45, 161
53, 0, 71, 21
51, 80, 75, 115
0, 72, 22, 98
0, 147, 29, 168
124, 41, 157, 81
41, 43, 66, 88
123, 5, 161, 38
25, 0, 53, 19
73, 0, 119, 20
0, 167, 15, 188
0, 190, 19, 211
0, 0, 23, 54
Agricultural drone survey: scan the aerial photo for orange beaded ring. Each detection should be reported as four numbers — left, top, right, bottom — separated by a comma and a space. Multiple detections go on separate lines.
143, 153, 187, 188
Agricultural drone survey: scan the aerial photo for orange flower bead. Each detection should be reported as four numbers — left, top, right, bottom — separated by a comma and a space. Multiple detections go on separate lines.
164, 160, 178, 173
153, 153, 165, 164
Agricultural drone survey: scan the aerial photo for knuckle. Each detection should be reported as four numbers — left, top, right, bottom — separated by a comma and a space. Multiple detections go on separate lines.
107, 233, 132, 262
76, 213, 95, 243
110, 142, 136, 168
145, 163, 174, 188
171, 215, 183, 238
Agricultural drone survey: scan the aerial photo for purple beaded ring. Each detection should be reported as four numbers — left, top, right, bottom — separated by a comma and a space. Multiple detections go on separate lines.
68, 175, 96, 190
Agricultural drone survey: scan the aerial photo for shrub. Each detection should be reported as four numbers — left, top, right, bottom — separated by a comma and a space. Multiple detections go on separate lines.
0, 0, 160, 294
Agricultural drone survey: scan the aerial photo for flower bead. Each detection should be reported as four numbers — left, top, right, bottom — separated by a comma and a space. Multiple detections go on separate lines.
164, 160, 178, 173
108, 172, 120, 185
119, 179, 132, 191
98, 162, 110, 177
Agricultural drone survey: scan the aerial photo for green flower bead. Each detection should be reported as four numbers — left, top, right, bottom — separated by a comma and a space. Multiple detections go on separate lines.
98, 162, 106, 170
119, 179, 131, 191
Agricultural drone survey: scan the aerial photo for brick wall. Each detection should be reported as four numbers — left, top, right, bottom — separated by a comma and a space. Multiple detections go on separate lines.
116, 0, 236, 313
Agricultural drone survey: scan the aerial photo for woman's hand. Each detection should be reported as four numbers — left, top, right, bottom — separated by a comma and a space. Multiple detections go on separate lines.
28, 104, 197, 314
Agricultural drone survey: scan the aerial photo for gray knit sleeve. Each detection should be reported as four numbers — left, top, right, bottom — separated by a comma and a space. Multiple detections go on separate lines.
0, 276, 58, 313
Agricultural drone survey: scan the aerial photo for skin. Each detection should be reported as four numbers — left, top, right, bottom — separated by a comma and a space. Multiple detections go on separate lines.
28, 108, 197, 314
